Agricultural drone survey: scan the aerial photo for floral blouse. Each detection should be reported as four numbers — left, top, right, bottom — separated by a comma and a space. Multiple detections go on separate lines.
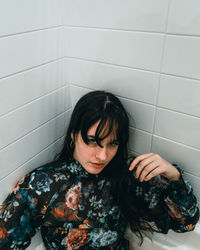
0, 160, 199, 249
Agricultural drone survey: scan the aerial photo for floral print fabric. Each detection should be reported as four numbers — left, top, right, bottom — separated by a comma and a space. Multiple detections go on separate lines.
0, 160, 199, 249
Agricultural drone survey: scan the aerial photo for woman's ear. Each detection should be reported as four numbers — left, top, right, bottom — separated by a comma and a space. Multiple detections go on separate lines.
70, 132, 76, 149
71, 132, 74, 140
71, 131, 76, 141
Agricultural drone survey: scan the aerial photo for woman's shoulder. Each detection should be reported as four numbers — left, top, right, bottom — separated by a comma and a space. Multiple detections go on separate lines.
29, 160, 71, 174
10, 160, 75, 201
17, 161, 71, 190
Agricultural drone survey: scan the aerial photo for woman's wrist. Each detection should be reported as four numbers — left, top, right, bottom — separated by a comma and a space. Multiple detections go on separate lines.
168, 169, 180, 181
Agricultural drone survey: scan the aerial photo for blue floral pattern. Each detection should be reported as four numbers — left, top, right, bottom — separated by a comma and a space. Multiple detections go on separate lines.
0, 160, 199, 249
29, 172, 53, 195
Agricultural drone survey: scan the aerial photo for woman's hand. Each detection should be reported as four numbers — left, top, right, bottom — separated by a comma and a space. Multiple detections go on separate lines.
129, 153, 180, 182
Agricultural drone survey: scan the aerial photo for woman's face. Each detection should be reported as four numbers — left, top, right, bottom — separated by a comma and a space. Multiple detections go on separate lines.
73, 120, 119, 174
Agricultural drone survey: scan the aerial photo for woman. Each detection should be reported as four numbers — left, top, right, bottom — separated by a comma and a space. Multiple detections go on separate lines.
0, 90, 199, 249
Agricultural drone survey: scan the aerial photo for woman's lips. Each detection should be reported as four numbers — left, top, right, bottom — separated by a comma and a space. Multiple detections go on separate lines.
91, 162, 105, 168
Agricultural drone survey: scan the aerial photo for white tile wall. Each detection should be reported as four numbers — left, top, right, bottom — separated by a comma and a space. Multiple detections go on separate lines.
167, 0, 200, 35
129, 128, 152, 155
0, 137, 64, 203
162, 35, 200, 80
119, 97, 155, 133
158, 75, 200, 117
65, 27, 164, 72
0, 111, 68, 181
0, 3, 71, 250
0, 27, 64, 78
0, 59, 66, 116
0, 0, 62, 36
65, 58, 159, 104
0, 86, 69, 150
152, 136, 200, 178
63, 0, 169, 32
1, 0, 200, 248
63, 0, 200, 211
154, 108, 200, 150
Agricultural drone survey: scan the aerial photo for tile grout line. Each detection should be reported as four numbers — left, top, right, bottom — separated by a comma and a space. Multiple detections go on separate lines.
150, 0, 172, 152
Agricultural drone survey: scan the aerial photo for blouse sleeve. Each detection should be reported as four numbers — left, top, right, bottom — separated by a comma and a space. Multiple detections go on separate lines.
129, 163, 199, 234
0, 169, 53, 249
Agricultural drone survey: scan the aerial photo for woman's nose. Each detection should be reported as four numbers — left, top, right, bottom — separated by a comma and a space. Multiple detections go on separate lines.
96, 146, 107, 161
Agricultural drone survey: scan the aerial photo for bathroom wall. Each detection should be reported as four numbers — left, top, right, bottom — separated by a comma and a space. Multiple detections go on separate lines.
0, 0, 71, 204
63, 0, 200, 210
0, 0, 200, 249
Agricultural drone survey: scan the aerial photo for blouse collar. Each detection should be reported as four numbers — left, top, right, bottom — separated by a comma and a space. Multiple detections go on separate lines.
67, 160, 100, 179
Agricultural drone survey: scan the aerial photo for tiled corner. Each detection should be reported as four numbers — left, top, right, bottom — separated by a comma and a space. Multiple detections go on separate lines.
65, 58, 159, 105
65, 27, 164, 72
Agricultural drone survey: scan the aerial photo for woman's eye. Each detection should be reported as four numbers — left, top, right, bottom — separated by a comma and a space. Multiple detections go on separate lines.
88, 138, 97, 144
110, 142, 119, 147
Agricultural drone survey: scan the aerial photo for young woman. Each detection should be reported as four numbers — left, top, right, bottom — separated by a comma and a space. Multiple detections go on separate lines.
0, 90, 199, 249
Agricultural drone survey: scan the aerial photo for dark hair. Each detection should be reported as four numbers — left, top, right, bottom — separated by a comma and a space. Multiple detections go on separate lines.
57, 91, 129, 168
56, 90, 154, 244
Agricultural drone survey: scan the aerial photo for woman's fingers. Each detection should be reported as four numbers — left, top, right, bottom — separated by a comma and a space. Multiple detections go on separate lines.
143, 167, 162, 182
138, 161, 160, 182
135, 155, 156, 178
129, 153, 181, 181
129, 153, 154, 171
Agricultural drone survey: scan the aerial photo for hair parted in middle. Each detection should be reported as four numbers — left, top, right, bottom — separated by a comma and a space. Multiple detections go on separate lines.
57, 90, 129, 170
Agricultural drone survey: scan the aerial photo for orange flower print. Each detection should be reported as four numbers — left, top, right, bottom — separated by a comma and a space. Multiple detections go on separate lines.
0, 227, 8, 239
50, 202, 76, 221
65, 183, 82, 211
79, 219, 93, 229
65, 229, 89, 248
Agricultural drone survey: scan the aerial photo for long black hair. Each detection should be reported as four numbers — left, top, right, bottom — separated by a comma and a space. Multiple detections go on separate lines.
55, 90, 154, 244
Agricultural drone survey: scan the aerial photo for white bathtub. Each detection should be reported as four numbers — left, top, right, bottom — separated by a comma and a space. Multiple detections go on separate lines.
126, 222, 200, 250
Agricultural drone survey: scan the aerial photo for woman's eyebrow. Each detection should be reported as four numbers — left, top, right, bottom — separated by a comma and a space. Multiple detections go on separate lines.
87, 135, 118, 143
